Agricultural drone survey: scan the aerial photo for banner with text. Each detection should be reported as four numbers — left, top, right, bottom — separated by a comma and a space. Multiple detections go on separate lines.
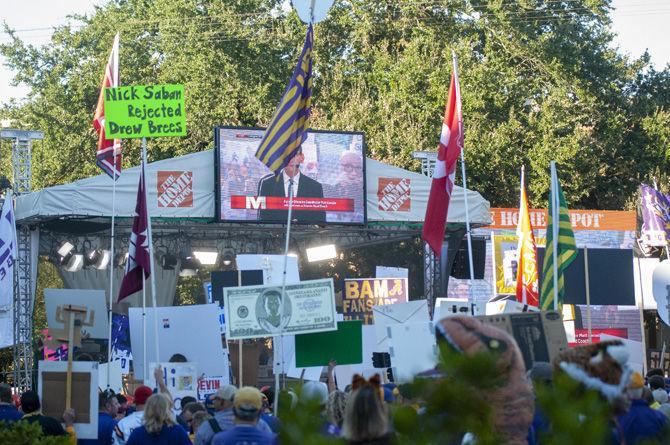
104, 84, 186, 138
488, 208, 635, 231
343, 278, 408, 324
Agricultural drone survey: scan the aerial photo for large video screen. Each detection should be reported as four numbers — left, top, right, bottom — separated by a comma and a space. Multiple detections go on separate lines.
216, 127, 366, 224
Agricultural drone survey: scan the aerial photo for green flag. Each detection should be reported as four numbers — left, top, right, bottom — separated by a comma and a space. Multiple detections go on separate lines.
540, 162, 577, 310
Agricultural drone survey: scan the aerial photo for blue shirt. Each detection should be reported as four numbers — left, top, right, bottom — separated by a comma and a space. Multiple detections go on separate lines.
211, 424, 276, 445
0, 403, 22, 424
79, 412, 118, 445
260, 413, 280, 433
126, 424, 192, 445
617, 398, 668, 444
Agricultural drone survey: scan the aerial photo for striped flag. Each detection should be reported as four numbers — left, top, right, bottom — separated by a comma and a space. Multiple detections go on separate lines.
515, 166, 539, 306
540, 162, 577, 310
255, 24, 313, 173
422, 54, 463, 255
93, 33, 122, 180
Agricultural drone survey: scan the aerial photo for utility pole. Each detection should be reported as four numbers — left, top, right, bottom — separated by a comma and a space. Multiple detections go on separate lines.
1, 128, 43, 392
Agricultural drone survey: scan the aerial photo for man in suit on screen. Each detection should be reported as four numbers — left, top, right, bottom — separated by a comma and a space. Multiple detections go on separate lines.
257, 148, 326, 223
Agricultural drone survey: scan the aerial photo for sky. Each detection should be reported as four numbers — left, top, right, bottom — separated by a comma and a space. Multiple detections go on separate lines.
0, 0, 669, 105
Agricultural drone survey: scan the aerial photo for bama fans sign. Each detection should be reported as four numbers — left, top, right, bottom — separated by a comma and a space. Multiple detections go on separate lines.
377, 178, 410, 212
157, 171, 193, 207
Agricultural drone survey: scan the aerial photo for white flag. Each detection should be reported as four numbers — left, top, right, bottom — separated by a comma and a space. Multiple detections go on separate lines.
0, 192, 17, 309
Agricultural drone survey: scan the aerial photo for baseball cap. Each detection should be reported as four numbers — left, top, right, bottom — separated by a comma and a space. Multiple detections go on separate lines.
234, 387, 263, 411
133, 386, 153, 406
214, 385, 238, 402
628, 371, 645, 389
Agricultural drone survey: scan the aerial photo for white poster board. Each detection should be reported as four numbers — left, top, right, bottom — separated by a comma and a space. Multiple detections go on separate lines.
236, 254, 300, 285
334, 325, 380, 390
375, 266, 409, 279
98, 360, 123, 393
388, 321, 437, 383
372, 300, 429, 351
44, 289, 108, 339
434, 298, 484, 320
38, 360, 98, 439
151, 362, 198, 411
600, 334, 645, 374
129, 304, 224, 381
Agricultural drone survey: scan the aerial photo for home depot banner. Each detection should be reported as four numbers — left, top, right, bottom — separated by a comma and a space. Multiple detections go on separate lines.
489, 208, 635, 231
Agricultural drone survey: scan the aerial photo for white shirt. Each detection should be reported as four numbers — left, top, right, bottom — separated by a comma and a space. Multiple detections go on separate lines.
113, 410, 144, 445
282, 171, 300, 197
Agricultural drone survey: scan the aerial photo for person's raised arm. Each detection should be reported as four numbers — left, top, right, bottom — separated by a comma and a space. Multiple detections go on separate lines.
327, 360, 337, 393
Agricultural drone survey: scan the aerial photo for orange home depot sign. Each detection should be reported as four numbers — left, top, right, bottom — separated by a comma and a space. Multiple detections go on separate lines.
377, 178, 411, 212
488, 208, 635, 231
157, 171, 193, 207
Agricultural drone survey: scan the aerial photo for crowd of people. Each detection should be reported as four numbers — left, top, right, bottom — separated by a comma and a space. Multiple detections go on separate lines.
1, 317, 670, 444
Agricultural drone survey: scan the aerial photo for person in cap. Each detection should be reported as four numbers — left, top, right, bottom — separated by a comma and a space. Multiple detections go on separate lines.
79, 389, 119, 445
114, 385, 153, 445
301, 380, 341, 437
211, 387, 277, 445
617, 371, 668, 444
126, 393, 191, 445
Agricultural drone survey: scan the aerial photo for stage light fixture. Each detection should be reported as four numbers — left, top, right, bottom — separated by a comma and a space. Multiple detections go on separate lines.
221, 251, 234, 266
114, 253, 128, 268
57, 241, 75, 265
193, 250, 218, 265
161, 254, 178, 270
179, 249, 199, 277
63, 254, 84, 272
84, 249, 111, 269
306, 244, 337, 262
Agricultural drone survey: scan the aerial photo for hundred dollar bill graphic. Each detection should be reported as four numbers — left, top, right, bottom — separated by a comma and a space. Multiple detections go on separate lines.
224, 278, 337, 340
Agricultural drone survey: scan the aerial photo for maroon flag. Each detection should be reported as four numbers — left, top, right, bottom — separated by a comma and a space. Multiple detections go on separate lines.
118, 162, 151, 301
422, 55, 463, 255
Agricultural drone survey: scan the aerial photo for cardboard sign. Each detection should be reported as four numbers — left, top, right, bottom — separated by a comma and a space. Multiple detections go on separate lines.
38, 360, 98, 439
476, 311, 568, 371
295, 320, 363, 368
343, 278, 408, 324
333, 325, 380, 391
44, 289, 108, 340
103, 84, 186, 138
152, 362, 198, 411
198, 376, 227, 401
388, 321, 437, 383
372, 300, 429, 351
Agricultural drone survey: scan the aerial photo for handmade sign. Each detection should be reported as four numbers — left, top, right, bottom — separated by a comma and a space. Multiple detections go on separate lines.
372, 300, 429, 350
38, 360, 98, 439
333, 325, 380, 391
295, 320, 363, 368
103, 84, 186, 138
387, 321, 437, 383
129, 304, 224, 381
224, 279, 337, 340
343, 278, 408, 324
44, 289, 107, 341
151, 362, 198, 411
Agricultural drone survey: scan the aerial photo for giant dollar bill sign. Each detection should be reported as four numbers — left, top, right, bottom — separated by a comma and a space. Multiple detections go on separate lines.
224, 278, 337, 340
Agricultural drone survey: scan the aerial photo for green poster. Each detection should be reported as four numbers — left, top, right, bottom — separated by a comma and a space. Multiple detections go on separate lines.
103, 84, 186, 138
294, 320, 363, 368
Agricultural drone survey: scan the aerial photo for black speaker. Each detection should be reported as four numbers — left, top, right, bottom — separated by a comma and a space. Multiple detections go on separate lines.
210, 270, 264, 305
450, 237, 486, 279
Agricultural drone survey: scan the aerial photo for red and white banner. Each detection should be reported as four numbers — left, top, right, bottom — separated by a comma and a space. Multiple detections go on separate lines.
230, 196, 353, 212
568, 328, 628, 347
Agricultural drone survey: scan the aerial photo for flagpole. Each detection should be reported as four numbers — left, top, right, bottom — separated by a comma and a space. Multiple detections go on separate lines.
274, 179, 294, 416
106, 172, 116, 388
452, 52, 475, 308
551, 161, 559, 311
142, 278, 147, 382
142, 138, 161, 375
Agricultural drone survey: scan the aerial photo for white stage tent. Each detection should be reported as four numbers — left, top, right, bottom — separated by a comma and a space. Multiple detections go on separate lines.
15, 149, 490, 224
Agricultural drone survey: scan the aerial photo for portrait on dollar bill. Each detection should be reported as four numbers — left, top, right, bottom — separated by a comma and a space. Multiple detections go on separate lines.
255, 288, 292, 334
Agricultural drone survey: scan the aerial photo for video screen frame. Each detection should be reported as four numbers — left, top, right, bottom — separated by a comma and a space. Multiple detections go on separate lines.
214, 126, 367, 225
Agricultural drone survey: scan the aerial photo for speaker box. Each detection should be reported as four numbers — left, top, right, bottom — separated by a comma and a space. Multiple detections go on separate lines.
450, 237, 486, 279
210, 270, 264, 306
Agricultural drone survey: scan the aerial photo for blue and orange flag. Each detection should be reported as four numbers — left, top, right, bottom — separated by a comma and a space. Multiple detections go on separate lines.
255, 24, 313, 173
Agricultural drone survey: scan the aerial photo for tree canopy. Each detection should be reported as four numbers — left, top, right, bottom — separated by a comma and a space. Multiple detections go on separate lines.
1, 0, 669, 209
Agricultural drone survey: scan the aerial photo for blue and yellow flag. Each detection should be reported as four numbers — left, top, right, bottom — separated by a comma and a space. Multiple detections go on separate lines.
540, 162, 577, 310
255, 24, 313, 173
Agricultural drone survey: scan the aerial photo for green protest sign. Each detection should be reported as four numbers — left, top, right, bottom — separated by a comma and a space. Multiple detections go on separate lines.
294, 320, 363, 367
103, 84, 186, 138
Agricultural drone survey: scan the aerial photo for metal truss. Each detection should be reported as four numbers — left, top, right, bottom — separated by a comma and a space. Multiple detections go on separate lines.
1, 129, 43, 392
